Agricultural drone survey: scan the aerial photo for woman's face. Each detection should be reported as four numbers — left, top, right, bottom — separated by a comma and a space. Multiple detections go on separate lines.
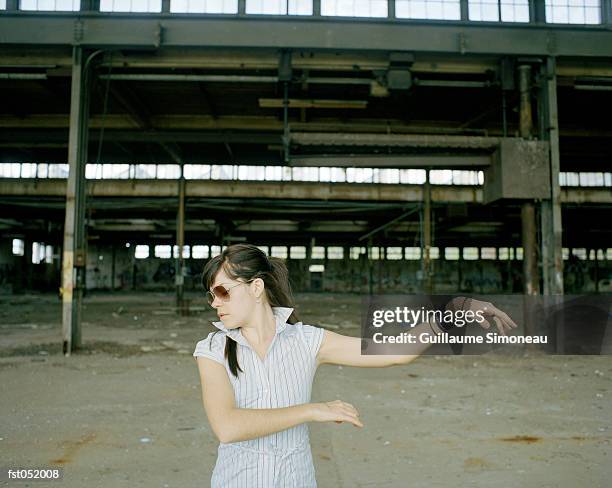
209, 268, 257, 329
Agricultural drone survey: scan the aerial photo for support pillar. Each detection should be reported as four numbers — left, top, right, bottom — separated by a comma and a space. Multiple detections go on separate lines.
538, 57, 565, 353
422, 169, 433, 294
176, 175, 187, 315
62, 46, 91, 355
518, 63, 540, 341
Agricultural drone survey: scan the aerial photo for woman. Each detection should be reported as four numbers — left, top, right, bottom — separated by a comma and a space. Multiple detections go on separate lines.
193, 244, 516, 487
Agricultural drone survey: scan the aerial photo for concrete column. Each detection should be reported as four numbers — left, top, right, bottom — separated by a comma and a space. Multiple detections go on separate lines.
537, 57, 565, 353
518, 64, 540, 341
422, 169, 433, 293
176, 176, 186, 315
518, 65, 539, 296
62, 46, 91, 355
539, 58, 564, 297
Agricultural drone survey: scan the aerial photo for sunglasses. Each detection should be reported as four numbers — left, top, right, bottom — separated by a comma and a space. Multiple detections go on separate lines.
206, 280, 253, 306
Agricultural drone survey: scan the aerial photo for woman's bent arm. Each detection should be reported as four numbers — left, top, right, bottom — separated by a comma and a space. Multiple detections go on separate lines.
221, 404, 314, 443
196, 357, 314, 443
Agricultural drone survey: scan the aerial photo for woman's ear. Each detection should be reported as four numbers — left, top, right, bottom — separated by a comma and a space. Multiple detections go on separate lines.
252, 277, 265, 301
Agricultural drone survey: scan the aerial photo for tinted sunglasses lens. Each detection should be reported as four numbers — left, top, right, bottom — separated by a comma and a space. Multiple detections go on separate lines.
207, 285, 230, 305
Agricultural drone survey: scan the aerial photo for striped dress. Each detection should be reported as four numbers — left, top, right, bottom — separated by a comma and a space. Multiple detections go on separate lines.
193, 306, 325, 488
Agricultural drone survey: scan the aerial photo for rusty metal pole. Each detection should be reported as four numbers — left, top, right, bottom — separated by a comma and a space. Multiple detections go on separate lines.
176, 174, 186, 315
538, 57, 565, 352
423, 169, 432, 294
62, 46, 90, 355
519, 64, 539, 340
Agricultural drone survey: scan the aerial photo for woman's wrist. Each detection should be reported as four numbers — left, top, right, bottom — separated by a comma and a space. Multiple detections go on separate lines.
304, 402, 319, 423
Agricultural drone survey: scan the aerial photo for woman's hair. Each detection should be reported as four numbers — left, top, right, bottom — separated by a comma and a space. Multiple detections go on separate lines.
202, 243, 300, 377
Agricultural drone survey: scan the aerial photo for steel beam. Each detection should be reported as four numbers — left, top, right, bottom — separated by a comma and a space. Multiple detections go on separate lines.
518, 64, 540, 297
291, 132, 501, 149
176, 176, 186, 315
0, 15, 611, 57
61, 46, 91, 356
1, 179, 610, 203
539, 58, 564, 297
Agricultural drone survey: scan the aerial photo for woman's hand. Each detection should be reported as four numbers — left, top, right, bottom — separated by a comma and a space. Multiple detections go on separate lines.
457, 297, 519, 335
309, 400, 363, 428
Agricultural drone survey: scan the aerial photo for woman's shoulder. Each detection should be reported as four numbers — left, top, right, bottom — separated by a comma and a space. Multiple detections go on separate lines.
193, 330, 227, 363
288, 321, 325, 354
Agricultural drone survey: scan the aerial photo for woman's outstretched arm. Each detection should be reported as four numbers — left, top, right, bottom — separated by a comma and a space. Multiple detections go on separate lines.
317, 320, 437, 368
195, 357, 363, 443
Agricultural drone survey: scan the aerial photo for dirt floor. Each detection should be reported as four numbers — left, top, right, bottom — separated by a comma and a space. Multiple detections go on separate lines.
0, 291, 610, 487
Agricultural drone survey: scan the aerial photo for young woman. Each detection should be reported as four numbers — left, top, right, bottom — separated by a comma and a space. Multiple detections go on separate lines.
193, 244, 516, 487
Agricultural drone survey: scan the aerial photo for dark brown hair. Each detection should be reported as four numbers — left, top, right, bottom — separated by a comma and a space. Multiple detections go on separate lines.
202, 244, 300, 377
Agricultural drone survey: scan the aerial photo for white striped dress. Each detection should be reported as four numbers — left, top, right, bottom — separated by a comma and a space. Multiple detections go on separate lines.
193, 306, 325, 488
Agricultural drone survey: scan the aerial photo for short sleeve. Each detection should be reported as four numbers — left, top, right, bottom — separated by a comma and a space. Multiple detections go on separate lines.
193, 332, 226, 365
296, 323, 325, 358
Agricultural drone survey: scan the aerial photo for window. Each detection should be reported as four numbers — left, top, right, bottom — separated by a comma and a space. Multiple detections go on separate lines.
369, 247, 381, 260
20, 0, 80, 11
445, 247, 460, 260
32, 242, 46, 264
292, 167, 319, 182
400, 169, 427, 185
387, 247, 403, 260
579, 172, 605, 187
498, 247, 510, 260
311, 246, 325, 259
395, 0, 461, 20
135, 245, 149, 259
322, 0, 387, 17
452, 170, 482, 185
545, 0, 601, 24
429, 247, 440, 259
173, 245, 191, 258
265, 166, 292, 181
12, 239, 24, 256
309, 264, 325, 272
246, 0, 311, 15
210, 245, 224, 257
327, 247, 344, 259
238, 165, 266, 181
350, 247, 366, 259
469, 0, 529, 22
256, 245, 269, 256
184, 165, 212, 180
170, 0, 238, 13
271, 246, 288, 259
290, 246, 307, 259
571, 248, 587, 260
45, 245, 53, 264
430, 170, 453, 185
192, 245, 209, 259
156, 165, 181, 179
404, 247, 421, 260
515, 247, 523, 260
320, 167, 347, 183
100, 0, 162, 12
155, 246, 171, 259
562, 247, 570, 260
463, 247, 479, 260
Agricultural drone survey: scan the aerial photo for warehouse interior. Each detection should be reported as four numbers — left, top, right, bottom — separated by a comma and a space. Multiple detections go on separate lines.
1, 2, 611, 487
